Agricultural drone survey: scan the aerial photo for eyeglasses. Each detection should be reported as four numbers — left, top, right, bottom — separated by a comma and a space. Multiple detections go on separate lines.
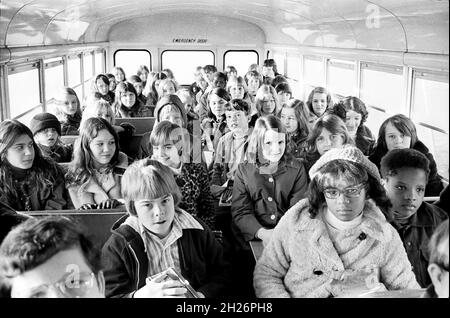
21, 272, 97, 298
323, 182, 367, 199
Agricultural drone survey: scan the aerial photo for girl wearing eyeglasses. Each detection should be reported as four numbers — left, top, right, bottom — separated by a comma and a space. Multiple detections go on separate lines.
254, 146, 420, 298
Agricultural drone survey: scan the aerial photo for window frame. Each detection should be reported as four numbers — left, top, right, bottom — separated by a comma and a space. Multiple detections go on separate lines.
113, 49, 152, 72
223, 49, 259, 74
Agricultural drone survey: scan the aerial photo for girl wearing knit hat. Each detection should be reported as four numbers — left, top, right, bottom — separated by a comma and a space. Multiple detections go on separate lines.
0, 120, 68, 211
254, 146, 420, 298
30, 112, 73, 163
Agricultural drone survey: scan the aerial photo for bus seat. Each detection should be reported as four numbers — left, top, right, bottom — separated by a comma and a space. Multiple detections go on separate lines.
119, 135, 143, 160
24, 209, 128, 248
115, 117, 156, 135
60, 135, 78, 145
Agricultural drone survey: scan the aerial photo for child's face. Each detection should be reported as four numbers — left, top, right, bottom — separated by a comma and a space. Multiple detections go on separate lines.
213, 77, 227, 89
98, 110, 113, 124
89, 129, 116, 167
152, 142, 181, 169
383, 167, 426, 220
280, 107, 298, 133
179, 95, 193, 112
385, 122, 411, 151
133, 82, 144, 96
262, 66, 275, 78
6, 134, 35, 169
312, 93, 327, 117
209, 94, 227, 118
120, 91, 136, 108
159, 106, 184, 128
277, 91, 291, 106
61, 94, 78, 115
261, 129, 285, 163
34, 128, 58, 148
109, 78, 116, 91
316, 128, 345, 155
260, 93, 276, 115
323, 176, 367, 222
139, 71, 148, 83
345, 110, 362, 136
225, 110, 249, 134
114, 69, 125, 82
96, 79, 109, 96
162, 83, 176, 96
197, 77, 208, 91
247, 78, 260, 95
134, 194, 175, 239
229, 84, 245, 99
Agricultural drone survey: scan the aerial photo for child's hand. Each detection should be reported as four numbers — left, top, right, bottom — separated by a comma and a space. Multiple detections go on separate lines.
133, 274, 187, 298
97, 199, 121, 209
79, 203, 98, 210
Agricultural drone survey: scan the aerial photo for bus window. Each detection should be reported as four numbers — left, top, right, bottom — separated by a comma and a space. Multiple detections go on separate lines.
44, 58, 64, 104
327, 58, 356, 97
113, 49, 151, 79
161, 50, 214, 85
67, 55, 81, 88
273, 52, 285, 75
8, 64, 41, 120
223, 50, 258, 77
286, 54, 302, 98
95, 50, 105, 74
83, 52, 94, 83
303, 56, 324, 100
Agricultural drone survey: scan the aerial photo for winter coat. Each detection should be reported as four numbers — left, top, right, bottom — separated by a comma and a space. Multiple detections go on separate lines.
115, 100, 152, 118
391, 202, 448, 288
286, 130, 308, 160
231, 158, 309, 245
254, 198, 420, 298
102, 212, 231, 298
60, 112, 81, 135
354, 125, 375, 156
0, 202, 29, 244
369, 140, 443, 196
37, 142, 73, 163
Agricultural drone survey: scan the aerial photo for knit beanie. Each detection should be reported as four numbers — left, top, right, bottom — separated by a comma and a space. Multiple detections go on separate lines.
309, 145, 380, 181
30, 113, 62, 136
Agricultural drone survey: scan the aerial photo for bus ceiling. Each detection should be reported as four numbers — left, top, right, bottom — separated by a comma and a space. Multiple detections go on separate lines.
0, 0, 448, 64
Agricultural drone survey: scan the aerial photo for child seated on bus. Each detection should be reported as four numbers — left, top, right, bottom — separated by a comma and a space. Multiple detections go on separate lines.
230, 115, 308, 296
254, 84, 281, 122
331, 96, 375, 155
226, 75, 256, 116
53, 87, 82, 135
93, 74, 115, 105
423, 219, 449, 298
106, 73, 117, 92
211, 99, 252, 189
245, 70, 263, 99
112, 66, 126, 83
150, 121, 216, 230
0, 216, 105, 298
189, 66, 208, 106
380, 148, 448, 288
275, 82, 292, 108
279, 99, 310, 160
176, 88, 200, 137
201, 87, 231, 154
254, 146, 419, 298
113, 82, 152, 118
261, 59, 280, 83
136, 65, 150, 87
225, 65, 238, 79
369, 114, 444, 196
128, 75, 147, 105
0, 120, 68, 211
303, 114, 353, 172
143, 72, 167, 109
156, 78, 178, 102
196, 72, 228, 122
306, 86, 334, 124
81, 98, 136, 159
66, 117, 128, 210
30, 113, 73, 163
102, 159, 231, 298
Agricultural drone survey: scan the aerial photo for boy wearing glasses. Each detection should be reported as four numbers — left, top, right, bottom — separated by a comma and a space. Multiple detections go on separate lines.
380, 148, 448, 288
0, 216, 105, 298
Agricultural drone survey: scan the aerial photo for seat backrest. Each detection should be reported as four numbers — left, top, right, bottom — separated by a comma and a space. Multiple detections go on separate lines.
25, 209, 128, 249
115, 117, 156, 135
